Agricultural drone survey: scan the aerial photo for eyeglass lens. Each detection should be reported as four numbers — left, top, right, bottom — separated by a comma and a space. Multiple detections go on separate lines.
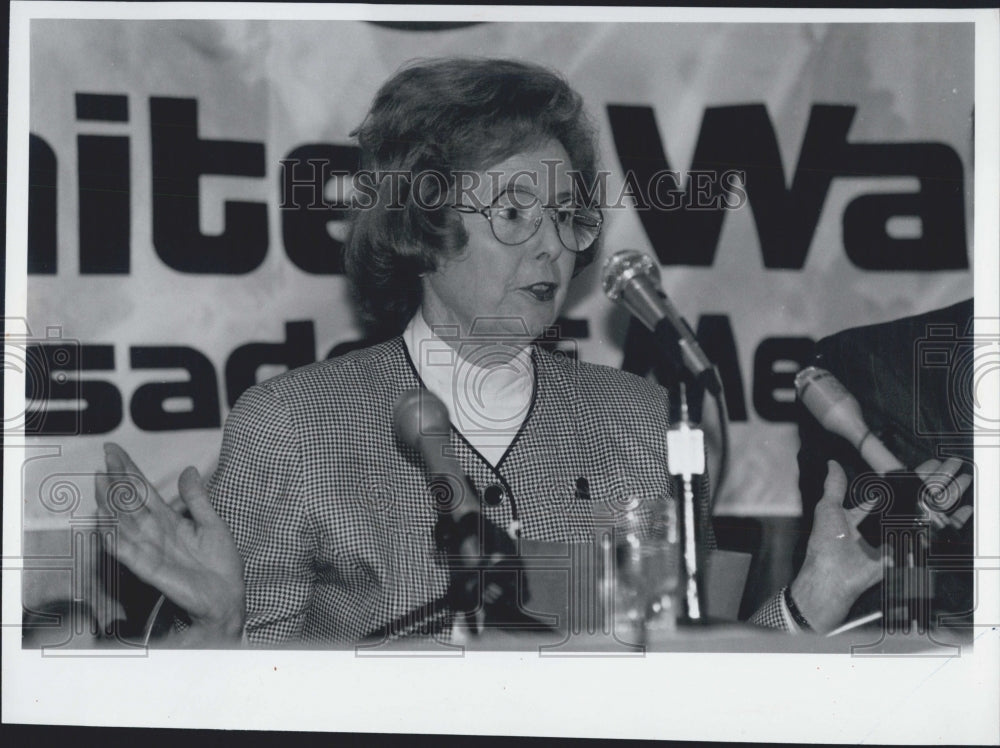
489, 196, 599, 252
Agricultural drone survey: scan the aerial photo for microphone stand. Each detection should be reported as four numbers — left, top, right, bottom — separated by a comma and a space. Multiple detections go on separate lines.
641, 331, 717, 625
667, 379, 709, 624
643, 303, 730, 507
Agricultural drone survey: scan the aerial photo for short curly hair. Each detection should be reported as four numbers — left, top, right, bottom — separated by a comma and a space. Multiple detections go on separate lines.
344, 57, 602, 340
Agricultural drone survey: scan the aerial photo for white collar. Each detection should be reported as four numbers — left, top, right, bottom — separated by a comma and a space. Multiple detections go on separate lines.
402, 309, 534, 465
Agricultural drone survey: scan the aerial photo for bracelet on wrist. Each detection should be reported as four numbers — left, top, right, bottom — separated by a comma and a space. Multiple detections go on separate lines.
784, 585, 813, 632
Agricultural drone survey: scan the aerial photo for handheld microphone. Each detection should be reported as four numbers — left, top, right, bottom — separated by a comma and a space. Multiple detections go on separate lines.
602, 250, 721, 395
794, 366, 905, 474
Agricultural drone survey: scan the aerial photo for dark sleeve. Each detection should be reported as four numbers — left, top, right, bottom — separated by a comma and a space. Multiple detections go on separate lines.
794, 327, 890, 572
794, 381, 866, 573
796, 301, 976, 617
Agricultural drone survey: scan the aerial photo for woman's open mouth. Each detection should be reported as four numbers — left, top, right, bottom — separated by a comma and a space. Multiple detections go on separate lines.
520, 282, 557, 302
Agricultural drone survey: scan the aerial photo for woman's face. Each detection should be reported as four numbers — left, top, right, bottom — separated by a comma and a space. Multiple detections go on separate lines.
420, 139, 578, 347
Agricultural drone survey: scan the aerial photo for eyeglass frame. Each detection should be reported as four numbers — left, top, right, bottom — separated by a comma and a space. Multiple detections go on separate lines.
449, 194, 603, 254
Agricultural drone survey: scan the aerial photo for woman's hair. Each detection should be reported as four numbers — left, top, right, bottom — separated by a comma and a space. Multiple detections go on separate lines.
344, 57, 601, 339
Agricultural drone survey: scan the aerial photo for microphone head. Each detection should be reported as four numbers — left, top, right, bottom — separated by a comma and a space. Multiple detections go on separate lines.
393, 388, 450, 449
794, 365, 822, 397
795, 366, 864, 434
795, 366, 900, 470
601, 249, 661, 302
795, 366, 845, 404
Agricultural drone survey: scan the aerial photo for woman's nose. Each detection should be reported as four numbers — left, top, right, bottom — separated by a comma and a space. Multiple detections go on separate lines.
534, 210, 568, 261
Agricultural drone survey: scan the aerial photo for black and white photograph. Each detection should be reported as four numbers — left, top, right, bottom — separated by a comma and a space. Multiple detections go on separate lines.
4, 3, 999, 742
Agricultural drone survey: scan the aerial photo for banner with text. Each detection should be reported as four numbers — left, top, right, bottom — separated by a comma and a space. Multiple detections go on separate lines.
21, 19, 974, 527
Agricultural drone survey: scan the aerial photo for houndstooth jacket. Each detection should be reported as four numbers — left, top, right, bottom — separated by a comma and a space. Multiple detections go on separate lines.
209, 336, 775, 646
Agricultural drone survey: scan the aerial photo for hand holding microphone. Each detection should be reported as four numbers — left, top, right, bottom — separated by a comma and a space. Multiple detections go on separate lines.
795, 366, 971, 531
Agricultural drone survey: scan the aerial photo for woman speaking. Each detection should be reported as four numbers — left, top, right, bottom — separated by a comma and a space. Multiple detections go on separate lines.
96, 57, 888, 646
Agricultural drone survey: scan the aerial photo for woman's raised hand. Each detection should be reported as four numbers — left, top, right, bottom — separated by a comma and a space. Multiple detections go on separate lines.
790, 460, 885, 633
95, 442, 246, 645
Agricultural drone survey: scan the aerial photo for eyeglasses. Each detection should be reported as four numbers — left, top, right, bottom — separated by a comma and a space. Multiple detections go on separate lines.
451, 193, 602, 254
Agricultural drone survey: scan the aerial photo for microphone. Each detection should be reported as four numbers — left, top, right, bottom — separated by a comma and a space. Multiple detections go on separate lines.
394, 388, 543, 633
602, 250, 721, 395
393, 388, 481, 528
794, 366, 904, 474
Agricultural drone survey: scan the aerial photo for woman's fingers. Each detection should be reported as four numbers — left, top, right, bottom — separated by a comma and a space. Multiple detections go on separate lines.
159, 492, 187, 514
843, 504, 870, 536
102, 442, 149, 517
94, 469, 144, 535
94, 468, 157, 562
822, 460, 849, 502
93, 447, 245, 628
177, 467, 221, 527
815, 459, 850, 519
91, 485, 148, 575
102, 441, 173, 521
818, 461, 864, 535
95, 443, 184, 585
